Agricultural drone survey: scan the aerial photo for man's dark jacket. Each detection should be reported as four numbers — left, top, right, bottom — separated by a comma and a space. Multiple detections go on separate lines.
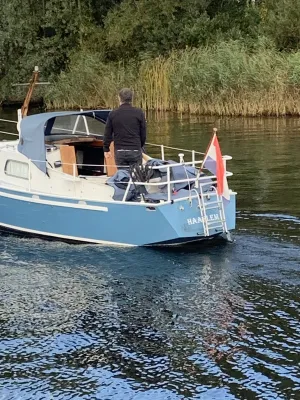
103, 103, 146, 152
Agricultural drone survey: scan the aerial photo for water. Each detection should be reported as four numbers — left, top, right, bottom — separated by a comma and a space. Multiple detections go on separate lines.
0, 109, 300, 399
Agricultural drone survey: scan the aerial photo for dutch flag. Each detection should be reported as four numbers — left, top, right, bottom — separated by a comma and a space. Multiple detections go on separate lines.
202, 131, 230, 201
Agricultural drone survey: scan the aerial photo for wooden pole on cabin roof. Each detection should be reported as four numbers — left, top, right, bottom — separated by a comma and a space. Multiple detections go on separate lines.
21, 66, 39, 118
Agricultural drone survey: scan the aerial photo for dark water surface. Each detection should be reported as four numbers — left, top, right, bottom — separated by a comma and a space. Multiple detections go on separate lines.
0, 110, 299, 399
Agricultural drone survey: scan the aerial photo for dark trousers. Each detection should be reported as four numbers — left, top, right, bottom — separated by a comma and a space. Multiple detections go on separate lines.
115, 149, 142, 170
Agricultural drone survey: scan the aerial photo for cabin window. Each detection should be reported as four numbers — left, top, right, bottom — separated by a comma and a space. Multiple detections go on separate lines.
5, 160, 29, 179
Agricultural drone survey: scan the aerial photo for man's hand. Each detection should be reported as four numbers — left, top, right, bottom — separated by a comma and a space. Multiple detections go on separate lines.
104, 151, 112, 159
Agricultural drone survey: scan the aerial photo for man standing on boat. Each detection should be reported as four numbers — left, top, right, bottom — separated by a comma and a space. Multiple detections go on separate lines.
103, 88, 147, 169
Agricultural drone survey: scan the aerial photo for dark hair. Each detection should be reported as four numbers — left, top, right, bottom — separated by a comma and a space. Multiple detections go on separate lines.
119, 88, 133, 103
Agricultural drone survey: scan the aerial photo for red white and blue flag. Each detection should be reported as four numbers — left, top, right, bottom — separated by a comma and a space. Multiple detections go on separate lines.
202, 133, 230, 201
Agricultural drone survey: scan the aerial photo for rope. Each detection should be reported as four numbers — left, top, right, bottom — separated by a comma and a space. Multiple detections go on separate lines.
182, 163, 192, 202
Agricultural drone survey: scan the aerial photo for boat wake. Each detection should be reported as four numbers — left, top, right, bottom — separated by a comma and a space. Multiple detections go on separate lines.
250, 212, 300, 224
237, 211, 300, 244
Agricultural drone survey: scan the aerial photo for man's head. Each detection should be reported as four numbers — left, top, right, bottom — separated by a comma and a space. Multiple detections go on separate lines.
118, 88, 133, 105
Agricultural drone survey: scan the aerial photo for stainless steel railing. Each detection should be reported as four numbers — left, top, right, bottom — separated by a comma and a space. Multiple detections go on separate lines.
24, 154, 232, 205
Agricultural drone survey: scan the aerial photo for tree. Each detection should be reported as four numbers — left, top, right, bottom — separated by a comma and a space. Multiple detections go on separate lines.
0, 0, 103, 90
260, 0, 300, 51
103, 0, 260, 61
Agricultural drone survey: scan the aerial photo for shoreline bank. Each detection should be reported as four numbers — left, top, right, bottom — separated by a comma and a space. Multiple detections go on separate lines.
2, 100, 300, 117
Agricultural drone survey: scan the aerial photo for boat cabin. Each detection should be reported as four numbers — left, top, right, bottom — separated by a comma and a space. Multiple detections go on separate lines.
19, 110, 118, 178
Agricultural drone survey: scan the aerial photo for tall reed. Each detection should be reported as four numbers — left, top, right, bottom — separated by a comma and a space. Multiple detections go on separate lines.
46, 41, 300, 116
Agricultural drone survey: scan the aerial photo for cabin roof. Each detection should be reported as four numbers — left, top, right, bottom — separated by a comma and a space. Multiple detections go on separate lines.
17, 110, 110, 173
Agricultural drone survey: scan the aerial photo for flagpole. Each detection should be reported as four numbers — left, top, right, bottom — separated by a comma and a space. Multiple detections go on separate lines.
200, 127, 217, 172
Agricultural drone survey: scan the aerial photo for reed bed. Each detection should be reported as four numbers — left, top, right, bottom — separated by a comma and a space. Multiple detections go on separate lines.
46, 41, 300, 116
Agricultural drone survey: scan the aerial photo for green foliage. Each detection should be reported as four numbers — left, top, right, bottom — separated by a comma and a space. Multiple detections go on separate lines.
0, 0, 42, 99
260, 0, 300, 51
89, 0, 122, 26
167, 41, 287, 106
46, 50, 138, 109
1, 0, 300, 115
104, 0, 187, 59
0, 0, 95, 97
48, 41, 300, 116
103, 0, 260, 60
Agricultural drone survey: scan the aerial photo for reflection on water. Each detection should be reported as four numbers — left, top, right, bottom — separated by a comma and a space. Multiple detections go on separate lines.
0, 235, 299, 399
0, 109, 300, 399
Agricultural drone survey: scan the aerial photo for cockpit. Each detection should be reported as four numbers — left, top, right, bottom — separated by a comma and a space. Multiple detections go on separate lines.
44, 113, 117, 177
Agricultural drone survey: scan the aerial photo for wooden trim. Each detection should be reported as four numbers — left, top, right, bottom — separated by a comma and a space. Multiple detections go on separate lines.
105, 142, 117, 177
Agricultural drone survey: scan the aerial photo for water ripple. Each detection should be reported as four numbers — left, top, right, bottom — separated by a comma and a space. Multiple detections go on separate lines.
0, 232, 299, 399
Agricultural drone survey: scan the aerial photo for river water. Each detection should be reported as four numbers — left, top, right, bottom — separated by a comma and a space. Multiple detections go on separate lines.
0, 109, 299, 399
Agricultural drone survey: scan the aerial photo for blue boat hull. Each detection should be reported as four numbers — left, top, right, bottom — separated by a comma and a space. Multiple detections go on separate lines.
0, 187, 236, 246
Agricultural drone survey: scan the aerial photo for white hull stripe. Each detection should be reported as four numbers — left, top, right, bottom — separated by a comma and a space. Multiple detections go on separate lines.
0, 222, 134, 247
0, 185, 160, 208
0, 190, 108, 212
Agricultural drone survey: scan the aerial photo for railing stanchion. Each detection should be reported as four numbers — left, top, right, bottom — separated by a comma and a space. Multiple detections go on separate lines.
28, 159, 31, 191
122, 178, 132, 202
192, 150, 195, 167
161, 145, 165, 161
222, 156, 227, 172
167, 166, 171, 202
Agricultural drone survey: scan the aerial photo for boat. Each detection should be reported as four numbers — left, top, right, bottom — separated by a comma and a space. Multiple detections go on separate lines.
0, 70, 236, 246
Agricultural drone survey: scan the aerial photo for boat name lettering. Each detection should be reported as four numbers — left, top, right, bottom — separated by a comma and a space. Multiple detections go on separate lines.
187, 214, 219, 225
